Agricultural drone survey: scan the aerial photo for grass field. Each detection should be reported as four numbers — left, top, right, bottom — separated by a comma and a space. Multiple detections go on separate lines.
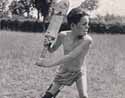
0, 30, 124, 98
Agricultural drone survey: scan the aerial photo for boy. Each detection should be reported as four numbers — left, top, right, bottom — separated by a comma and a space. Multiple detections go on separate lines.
35, 8, 93, 98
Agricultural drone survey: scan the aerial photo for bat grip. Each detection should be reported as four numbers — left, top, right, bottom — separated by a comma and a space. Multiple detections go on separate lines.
40, 46, 48, 58
40, 41, 52, 58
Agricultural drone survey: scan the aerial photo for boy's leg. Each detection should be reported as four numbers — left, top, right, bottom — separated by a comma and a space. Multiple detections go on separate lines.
76, 70, 88, 98
47, 82, 63, 96
41, 82, 63, 98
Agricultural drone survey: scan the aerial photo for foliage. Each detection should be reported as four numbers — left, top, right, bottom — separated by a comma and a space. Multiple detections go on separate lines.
9, 0, 23, 16
3, 0, 99, 19
0, 17, 43, 32
0, 0, 9, 17
9, 0, 33, 17
18, 0, 33, 17
32, 0, 52, 20
89, 14, 125, 33
80, 0, 99, 11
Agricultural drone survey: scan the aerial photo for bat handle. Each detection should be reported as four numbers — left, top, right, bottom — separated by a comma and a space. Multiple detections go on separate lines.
40, 35, 54, 58
40, 46, 48, 58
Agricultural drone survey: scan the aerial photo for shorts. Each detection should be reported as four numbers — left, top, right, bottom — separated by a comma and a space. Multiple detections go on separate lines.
53, 69, 82, 86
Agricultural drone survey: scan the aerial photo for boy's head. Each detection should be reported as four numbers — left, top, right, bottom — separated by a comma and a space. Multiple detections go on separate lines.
67, 8, 90, 35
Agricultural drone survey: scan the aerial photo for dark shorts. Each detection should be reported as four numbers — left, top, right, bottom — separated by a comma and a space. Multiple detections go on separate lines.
54, 69, 82, 86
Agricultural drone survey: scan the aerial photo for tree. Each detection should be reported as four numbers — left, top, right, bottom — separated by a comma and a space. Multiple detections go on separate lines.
9, 0, 24, 16
9, 0, 33, 17
32, 0, 53, 31
32, 0, 52, 20
18, 0, 33, 17
80, 0, 98, 11
32, 0, 41, 20
0, 0, 9, 17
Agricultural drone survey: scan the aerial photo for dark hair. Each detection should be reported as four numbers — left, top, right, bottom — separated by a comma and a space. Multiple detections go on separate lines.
67, 8, 89, 26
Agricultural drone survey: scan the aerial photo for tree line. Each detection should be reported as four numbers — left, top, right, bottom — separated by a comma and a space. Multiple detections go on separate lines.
1, 15, 125, 33
0, 0, 98, 19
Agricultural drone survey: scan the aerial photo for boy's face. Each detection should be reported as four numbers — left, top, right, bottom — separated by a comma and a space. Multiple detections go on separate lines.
73, 16, 89, 36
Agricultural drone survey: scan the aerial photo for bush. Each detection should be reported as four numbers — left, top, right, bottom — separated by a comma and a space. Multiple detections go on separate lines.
0, 17, 44, 32
0, 15, 125, 34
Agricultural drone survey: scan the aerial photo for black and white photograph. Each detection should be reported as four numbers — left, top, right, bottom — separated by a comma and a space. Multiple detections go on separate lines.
0, 0, 124, 98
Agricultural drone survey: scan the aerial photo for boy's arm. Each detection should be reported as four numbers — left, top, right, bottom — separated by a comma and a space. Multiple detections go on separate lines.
48, 32, 64, 53
48, 35, 93, 67
35, 32, 65, 67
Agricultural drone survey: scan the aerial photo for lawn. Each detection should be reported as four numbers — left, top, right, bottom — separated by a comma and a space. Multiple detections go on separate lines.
0, 30, 124, 98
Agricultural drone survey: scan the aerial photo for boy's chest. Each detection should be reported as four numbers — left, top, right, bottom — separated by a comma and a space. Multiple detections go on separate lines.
62, 36, 81, 52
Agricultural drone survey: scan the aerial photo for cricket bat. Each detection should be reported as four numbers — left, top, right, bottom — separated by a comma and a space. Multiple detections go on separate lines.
40, 0, 69, 58
40, 15, 64, 58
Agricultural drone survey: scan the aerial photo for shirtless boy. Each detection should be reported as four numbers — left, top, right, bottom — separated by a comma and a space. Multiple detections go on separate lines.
35, 8, 93, 98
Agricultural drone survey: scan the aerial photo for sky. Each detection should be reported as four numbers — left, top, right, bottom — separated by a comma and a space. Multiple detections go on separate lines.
68, 0, 125, 16
96, 0, 125, 16
8, 0, 125, 16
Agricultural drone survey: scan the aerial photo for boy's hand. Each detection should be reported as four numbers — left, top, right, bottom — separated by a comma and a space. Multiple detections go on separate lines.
35, 58, 50, 68
44, 34, 55, 47
43, 36, 50, 47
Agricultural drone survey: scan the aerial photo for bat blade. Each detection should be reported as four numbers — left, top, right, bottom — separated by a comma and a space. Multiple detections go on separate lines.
40, 15, 64, 58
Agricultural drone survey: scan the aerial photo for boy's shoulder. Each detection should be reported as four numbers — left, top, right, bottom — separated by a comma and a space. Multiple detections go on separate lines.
59, 30, 71, 38
83, 34, 93, 44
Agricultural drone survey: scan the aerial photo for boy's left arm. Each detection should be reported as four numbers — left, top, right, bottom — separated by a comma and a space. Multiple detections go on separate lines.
35, 33, 64, 67
43, 35, 93, 67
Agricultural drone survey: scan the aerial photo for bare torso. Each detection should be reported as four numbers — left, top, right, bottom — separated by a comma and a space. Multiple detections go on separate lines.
59, 31, 90, 72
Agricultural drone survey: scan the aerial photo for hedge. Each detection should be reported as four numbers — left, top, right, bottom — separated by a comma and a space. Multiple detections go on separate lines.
0, 17, 125, 34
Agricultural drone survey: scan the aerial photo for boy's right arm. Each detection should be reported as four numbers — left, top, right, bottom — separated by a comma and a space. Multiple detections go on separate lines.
48, 32, 64, 53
